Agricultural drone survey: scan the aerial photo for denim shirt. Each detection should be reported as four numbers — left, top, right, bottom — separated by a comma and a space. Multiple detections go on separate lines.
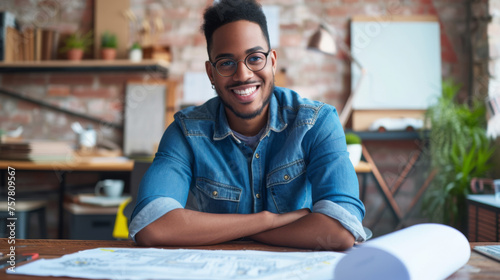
130, 87, 366, 242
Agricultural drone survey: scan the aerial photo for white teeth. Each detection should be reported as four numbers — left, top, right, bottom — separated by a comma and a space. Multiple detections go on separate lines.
233, 86, 257, 96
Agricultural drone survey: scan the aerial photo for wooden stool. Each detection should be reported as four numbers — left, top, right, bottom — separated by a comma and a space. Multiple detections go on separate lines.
0, 201, 47, 239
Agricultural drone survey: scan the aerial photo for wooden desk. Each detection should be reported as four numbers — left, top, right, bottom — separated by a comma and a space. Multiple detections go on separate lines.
0, 239, 498, 279
467, 195, 500, 242
0, 159, 134, 238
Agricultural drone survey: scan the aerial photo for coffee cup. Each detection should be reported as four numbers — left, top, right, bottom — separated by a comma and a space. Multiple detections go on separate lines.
95, 179, 124, 198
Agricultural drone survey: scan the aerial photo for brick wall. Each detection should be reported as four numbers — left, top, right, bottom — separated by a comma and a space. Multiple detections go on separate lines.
0, 0, 493, 238
0, 0, 485, 139
1, 0, 486, 141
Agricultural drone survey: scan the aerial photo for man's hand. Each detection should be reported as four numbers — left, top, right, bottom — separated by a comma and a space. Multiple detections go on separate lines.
249, 212, 355, 251
269, 208, 310, 228
135, 208, 309, 247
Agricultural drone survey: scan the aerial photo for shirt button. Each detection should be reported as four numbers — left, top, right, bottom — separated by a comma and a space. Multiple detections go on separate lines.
256, 193, 261, 199
212, 191, 218, 197
284, 174, 290, 180
255, 153, 260, 159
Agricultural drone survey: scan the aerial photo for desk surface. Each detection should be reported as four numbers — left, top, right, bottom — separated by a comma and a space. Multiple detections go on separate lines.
0, 158, 134, 172
0, 239, 498, 279
0, 160, 370, 173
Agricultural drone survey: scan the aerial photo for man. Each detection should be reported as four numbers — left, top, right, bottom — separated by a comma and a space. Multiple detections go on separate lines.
130, 0, 366, 250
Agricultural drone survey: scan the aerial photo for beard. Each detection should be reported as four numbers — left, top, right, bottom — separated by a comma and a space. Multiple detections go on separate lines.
215, 81, 274, 120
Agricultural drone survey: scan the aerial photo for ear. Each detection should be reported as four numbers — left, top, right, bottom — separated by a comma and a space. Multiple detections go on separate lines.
270, 49, 277, 75
205, 61, 215, 85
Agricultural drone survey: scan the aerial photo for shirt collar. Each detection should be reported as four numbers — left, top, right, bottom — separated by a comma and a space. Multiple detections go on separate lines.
212, 89, 287, 141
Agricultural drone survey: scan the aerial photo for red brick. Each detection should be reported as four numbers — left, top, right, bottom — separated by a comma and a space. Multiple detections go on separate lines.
49, 74, 94, 85
8, 113, 32, 124
193, 33, 207, 46
47, 85, 71, 97
72, 87, 118, 98
326, 5, 364, 18
108, 100, 124, 112
1, 74, 46, 86
280, 33, 303, 47
17, 100, 41, 110
164, 7, 190, 19
98, 73, 148, 85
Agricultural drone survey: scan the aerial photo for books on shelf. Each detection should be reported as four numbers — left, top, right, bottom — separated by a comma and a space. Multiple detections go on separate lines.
0, 11, 16, 61
1, 16, 60, 62
0, 140, 73, 161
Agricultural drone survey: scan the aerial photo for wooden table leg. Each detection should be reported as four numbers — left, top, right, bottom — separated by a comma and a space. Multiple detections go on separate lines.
362, 145, 403, 226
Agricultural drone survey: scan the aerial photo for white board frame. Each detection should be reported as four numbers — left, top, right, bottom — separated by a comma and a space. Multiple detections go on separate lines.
350, 16, 442, 110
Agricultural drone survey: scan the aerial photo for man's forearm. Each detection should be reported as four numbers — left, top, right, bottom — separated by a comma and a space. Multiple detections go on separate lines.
249, 213, 355, 251
135, 208, 309, 246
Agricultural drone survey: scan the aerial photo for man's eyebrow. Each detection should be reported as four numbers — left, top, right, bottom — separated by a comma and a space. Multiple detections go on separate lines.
214, 46, 266, 61
245, 46, 265, 54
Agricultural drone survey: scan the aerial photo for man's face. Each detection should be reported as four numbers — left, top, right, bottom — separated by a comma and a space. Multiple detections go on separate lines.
205, 20, 277, 121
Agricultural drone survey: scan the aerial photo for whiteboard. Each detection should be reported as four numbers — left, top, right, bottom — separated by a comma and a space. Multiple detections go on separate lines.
350, 17, 442, 110
124, 83, 166, 156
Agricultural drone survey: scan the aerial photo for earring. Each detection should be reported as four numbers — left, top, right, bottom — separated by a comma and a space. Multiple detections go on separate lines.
211, 84, 215, 90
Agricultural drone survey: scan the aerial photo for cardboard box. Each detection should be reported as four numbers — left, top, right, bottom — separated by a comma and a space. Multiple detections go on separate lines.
352, 110, 426, 131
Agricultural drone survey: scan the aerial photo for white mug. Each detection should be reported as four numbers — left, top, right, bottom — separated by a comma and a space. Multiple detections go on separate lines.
95, 180, 124, 198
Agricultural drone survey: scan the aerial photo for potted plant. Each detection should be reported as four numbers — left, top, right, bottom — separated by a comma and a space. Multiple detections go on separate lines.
422, 79, 495, 232
60, 31, 93, 61
345, 132, 362, 167
129, 41, 142, 62
101, 31, 117, 60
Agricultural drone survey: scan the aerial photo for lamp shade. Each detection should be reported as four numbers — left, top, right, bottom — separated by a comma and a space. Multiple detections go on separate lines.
307, 25, 337, 55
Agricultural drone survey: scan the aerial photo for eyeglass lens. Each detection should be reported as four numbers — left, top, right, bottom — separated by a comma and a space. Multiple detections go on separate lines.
215, 52, 268, 77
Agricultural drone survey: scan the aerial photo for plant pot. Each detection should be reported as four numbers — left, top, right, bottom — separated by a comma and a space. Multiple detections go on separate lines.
346, 144, 362, 167
101, 48, 117, 60
129, 48, 142, 62
67, 49, 84, 61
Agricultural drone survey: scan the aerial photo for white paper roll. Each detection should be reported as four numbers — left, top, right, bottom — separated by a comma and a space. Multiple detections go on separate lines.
334, 223, 470, 280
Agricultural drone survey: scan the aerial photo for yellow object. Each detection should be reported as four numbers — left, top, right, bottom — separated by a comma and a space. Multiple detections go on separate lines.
112, 197, 132, 240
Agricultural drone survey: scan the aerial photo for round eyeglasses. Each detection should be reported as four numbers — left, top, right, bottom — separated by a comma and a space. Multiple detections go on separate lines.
210, 50, 271, 77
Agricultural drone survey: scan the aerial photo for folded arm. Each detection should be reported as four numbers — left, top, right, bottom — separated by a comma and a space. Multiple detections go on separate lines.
135, 208, 310, 247
249, 212, 355, 251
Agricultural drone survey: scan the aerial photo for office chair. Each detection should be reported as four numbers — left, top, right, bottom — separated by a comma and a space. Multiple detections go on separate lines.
112, 161, 152, 239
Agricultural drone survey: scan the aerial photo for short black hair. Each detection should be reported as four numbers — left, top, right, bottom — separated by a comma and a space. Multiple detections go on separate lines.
202, 0, 270, 60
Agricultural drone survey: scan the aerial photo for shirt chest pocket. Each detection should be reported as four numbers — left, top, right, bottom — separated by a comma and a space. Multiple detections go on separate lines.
194, 178, 242, 213
266, 159, 309, 213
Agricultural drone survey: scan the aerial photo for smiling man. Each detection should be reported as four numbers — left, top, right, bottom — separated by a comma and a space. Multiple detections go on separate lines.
129, 0, 366, 250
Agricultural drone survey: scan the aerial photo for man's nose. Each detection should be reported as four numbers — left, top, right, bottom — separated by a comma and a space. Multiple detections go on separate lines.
233, 61, 253, 81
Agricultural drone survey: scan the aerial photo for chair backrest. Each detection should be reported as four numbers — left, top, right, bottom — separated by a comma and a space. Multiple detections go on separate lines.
112, 161, 152, 239
470, 177, 494, 194
123, 161, 152, 219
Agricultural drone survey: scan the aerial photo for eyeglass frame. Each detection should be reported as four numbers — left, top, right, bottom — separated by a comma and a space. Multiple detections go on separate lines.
208, 50, 272, 77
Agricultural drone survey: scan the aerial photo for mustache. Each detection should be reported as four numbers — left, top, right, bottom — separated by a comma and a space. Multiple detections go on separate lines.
226, 81, 260, 88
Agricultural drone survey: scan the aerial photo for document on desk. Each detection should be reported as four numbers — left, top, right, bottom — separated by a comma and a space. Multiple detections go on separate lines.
8, 224, 471, 280
7, 248, 344, 280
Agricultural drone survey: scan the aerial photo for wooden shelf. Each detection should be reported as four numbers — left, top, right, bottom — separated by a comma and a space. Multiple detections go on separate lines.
0, 59, 169, 75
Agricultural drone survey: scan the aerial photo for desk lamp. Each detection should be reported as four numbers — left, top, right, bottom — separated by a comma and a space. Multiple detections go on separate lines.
307, 24, 365, 128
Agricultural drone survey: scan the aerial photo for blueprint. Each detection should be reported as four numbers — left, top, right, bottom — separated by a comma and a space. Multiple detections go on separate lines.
7, 248, 345, 280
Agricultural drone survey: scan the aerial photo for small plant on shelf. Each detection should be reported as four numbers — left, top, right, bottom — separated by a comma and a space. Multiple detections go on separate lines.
129, 41, 142, 62
101, 31, 118, 60
345, 133, 362, 145
131, 42, 141, 50
60, 31, 93, 61
345, 132, 362, 167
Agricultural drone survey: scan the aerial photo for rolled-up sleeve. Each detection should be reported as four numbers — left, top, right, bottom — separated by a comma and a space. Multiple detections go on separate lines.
129, 121, 193, 241
313, 200, 366, 242
129, 197, 183, 241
